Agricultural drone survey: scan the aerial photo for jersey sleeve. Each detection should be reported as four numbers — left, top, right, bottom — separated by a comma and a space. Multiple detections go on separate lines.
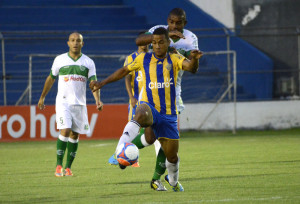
124, 55, 134, 76
50, 57, 60, 79
88, 59, 97, 81
127, 54, 143, 72
123, 56, 129, 66
172, 53, 186, 71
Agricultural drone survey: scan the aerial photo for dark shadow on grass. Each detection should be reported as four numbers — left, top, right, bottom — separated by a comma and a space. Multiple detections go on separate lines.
117, 172, 295, 185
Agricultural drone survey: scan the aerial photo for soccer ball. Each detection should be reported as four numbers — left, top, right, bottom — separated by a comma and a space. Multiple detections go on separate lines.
116, 142, 139, 166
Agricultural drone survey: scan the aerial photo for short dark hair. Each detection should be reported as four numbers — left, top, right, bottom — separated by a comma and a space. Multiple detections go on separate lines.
153, 27, 169, 40
168, 8, 186, 20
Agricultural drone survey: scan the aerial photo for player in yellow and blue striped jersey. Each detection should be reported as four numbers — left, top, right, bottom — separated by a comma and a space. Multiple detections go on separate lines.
90, 27, 202, 192
135, 8, 200, 190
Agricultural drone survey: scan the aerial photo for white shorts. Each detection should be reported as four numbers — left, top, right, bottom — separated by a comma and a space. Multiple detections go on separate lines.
55, 103, 90, 134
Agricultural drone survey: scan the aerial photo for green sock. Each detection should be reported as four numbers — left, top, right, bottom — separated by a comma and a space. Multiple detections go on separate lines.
152, 148, 166, 180
56, 136, 68, 166
65, 140, 78, 169
132, 128, 145, 149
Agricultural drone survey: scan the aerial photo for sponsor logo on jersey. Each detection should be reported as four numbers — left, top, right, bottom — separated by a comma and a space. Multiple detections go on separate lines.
149, 78, 173, 89
64, 76, 86, 82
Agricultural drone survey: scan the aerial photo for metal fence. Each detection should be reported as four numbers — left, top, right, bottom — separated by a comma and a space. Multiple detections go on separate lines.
1, 27, 300, 106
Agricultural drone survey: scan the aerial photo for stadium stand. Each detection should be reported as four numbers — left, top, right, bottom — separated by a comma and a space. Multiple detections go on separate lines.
0, 0, 273, 105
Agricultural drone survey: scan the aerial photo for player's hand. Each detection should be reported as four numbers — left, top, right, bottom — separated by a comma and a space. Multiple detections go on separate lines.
169, 30, 185, 40
96, 101, 103, 111
38, 98, 45, 110
190, 50, 203, 59
130, 97, 138, 108
89, 81, 102, 92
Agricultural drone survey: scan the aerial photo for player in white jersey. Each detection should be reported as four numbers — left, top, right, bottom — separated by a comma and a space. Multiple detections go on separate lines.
135, 8, 199, 191
38, 32, 103, 177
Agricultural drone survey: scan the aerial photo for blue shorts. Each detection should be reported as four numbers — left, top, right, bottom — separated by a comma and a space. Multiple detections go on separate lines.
140, 102, 179, 140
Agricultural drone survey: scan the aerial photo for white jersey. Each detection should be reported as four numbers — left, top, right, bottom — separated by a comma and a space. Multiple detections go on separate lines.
50, 52, 97, 106
148, 25, 198, 111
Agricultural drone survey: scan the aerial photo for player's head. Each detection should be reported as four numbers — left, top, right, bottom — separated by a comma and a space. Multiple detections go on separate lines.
152, 27, 170, 58
67, 32, 84, 55
137, 31, 149, 53
167, 8, 187, 33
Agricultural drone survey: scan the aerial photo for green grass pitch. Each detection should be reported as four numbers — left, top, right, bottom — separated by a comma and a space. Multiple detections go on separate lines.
0, 129, 300, 203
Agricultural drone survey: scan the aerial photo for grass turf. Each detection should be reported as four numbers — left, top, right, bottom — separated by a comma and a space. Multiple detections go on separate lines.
0, 129, 299, 203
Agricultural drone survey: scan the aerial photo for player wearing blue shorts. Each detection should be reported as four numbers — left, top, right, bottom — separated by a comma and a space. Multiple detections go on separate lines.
134, 8, 200, 190
90, 27, 202, 192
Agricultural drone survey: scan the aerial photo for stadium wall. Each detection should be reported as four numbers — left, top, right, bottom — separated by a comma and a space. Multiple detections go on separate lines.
180, 101, 300, 130
1, 101, 299, 142
0, 104, 128, 142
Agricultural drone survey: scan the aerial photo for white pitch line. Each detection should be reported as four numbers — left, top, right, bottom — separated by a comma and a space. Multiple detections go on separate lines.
89, 143, 111, 147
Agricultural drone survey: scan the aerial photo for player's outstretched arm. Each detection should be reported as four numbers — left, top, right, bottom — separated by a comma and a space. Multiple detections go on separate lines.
38, 75, 55, 110
182, 50, 203, 74
89, 66, 130, 92
136, 34, 152, 46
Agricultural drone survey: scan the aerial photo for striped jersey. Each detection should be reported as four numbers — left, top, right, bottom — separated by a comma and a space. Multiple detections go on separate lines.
127, 52, 186, 115
124, 51, 142, 101
50, 52, 97, 106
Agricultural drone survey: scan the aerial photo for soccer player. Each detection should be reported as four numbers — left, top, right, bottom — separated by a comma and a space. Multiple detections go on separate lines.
136, 8, 198, 114
90, 27, 202, 191
38, 32, 103, 177
108, 33, 149, 167
134, 8, 199, 190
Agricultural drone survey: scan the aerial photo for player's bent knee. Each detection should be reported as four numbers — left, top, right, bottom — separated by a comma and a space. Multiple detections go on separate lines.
134, 112, 151, 127
167, 155, 178, 164
134, 104, 153, 126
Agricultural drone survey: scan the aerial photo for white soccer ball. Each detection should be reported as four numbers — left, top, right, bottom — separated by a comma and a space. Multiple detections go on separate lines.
116, 142, 139, 166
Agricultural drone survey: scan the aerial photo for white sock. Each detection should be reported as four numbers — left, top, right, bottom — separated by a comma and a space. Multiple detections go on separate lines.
140, 134, 150, 147
116, 120, 141, 148
154, 140, 161, 156
166, 158, 180, 186
68, 137, 79, 143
